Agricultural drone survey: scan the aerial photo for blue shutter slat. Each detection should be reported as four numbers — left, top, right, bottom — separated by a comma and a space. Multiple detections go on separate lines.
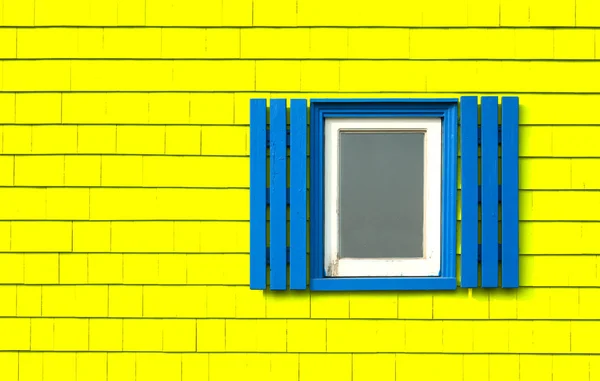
290, 99, 308, 290
460, 96, 479, 288
269, 99, 288, 290
481, 96, 500, 288
249, 99, 267, 290
501, 96, 520, 288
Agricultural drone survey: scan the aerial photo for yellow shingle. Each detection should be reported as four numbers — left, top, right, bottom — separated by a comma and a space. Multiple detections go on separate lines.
340, 61, 426, 92
108, 285, 143, 317
266, 291, 310, 318
190, 93, 234, 125
106, 93, 149, 124
3, 0, 34, 25
75, 285, 108, 317
0, 285, 16, 316
405, 321, 443, 352
112, 222, 174, 253
196, 319, 225, 351
468, 0, 499, 26
24, 254, 58, 284
17, 285, 41, 316
0, 94, 16, 123
117, 0, 145, 25
234, 288, 266, 318
499, 0, 530, 26
42, 353, 76, 381
301, 61, 340, 92
182, 354, 209, 381
163, 319, 196, 351
310, 292, 350, 318
353, 354, 395, 381
253, 0, 296, 26
123, 319, 162, 351
87, 253, 121, 284
62, 94, 107, 124
443, 320, 474, 352
256, 61, 301, 91
3, 60, 69, 91
287, 320, 326, 352
0, 318, 31, 351
15, 93, 61, 124
173, 61, 254, 91
136, 353, 182, 381
123, 254, 159, 284
91, 188, 157, 220
17, 28, 77, 58
349, 28, 409, 58
490, 355, 519, 381
31, 318, 53, 350
532, 320, 570, 353
166, 126, 201, 155
473, 321, 509, 352
108, 353, 136, 381
47, 188, 90, 220
327, 320, 377, 352
59, 254, 88, 284
240, 28, 311, 59
299, 354, 351, 381
158, 254, 186, 284
89, 319, 123, 351
349, 293, 398, 319
0, 188, 45, 220
161, 28, 206, 58
101, 156, 143, 186
433, 288, 489, 319
103, 28, 161, 58
397, 292, 432, 319
0, 28, 17, 58
76, 353, 108, 381
529, 0, 574, 26
18, 353, 43, 381
3, 126, 30, 154
553, 355, 589, 381
0, 254, 23, 284
35, 0, 88, 25
174, 223, 201, 253
520, 355, 552, 381
206, 286, 236, 318
206, 28, 240, 58
149, 93, 190, 124
54, 318, 88, 350
89, 0, 118, 25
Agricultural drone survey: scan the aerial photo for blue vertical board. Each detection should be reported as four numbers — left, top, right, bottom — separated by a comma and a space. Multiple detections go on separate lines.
460, 96, 479, 288
309, 101, 325, 281
481, 97, 499, 288
249, 99, 267, 290
270, 99, 288, 290
290, 100, 307, 290
501, 97, 520, 288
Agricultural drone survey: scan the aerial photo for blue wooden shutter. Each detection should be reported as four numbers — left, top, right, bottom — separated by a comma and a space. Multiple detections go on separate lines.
460, 96, 520, 289
251, 97, 519, 291
250, 99, 308, 290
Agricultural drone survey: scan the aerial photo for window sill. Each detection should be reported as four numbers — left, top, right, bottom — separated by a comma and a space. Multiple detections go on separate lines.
309, 277, 457, 291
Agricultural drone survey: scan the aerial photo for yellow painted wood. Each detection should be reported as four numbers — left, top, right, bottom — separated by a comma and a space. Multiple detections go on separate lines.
1, 1, 600, 379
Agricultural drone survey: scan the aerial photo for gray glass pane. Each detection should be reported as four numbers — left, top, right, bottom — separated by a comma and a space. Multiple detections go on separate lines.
339, 132, 424, 259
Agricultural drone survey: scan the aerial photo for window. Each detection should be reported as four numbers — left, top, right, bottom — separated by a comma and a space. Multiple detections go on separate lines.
309, 99, 458, 291
249, 97, 519, 292
324, 118, 441, 278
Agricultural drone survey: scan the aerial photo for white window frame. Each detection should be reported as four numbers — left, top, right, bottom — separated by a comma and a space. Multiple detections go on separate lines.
324, 117, 442, 277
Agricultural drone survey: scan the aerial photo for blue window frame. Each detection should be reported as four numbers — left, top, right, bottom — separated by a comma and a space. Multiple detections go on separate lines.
309, 99, 459, 291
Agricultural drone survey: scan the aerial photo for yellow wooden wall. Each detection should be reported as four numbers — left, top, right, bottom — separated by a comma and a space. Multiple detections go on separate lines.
1, 0, 600, 380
